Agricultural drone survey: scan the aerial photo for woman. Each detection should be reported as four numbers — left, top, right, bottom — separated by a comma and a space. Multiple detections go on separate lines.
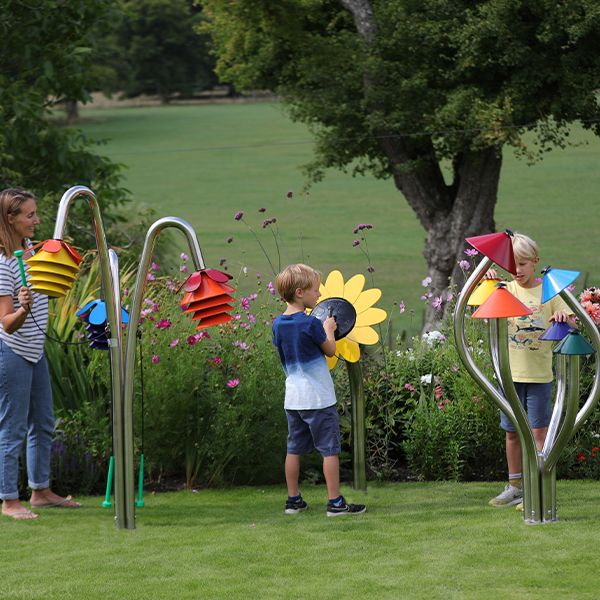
0, 188, 80, 519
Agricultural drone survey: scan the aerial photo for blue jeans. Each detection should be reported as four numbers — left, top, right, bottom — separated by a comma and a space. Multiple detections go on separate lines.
0, 340, 54, 500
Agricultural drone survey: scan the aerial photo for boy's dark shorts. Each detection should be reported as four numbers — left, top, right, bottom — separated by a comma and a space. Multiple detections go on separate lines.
286, 405, 341, 457
500, 382, 553, 432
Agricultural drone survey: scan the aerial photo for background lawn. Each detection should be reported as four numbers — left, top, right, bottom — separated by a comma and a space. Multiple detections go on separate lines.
77, 102, 600, 336
2, 481, 600, 599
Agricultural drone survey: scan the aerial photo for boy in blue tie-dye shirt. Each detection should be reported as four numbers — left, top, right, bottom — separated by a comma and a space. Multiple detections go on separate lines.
273, 264, 366, 517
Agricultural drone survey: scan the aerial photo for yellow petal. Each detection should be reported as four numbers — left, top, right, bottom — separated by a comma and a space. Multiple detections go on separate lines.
323, 270, 345, 297
337, 338, 361, 362
326, 354, 339, 370
343, 274, 365, 304
355, 307, 387, 327
347, 326, 379, 345
353, 288, 382, 313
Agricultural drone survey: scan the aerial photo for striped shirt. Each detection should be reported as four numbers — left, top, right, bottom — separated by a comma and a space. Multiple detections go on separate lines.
0, 243, 48, 363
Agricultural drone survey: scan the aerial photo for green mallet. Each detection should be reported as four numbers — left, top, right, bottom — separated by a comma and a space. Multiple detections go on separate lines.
13, 249, 28, 287
136, 454, 145, 508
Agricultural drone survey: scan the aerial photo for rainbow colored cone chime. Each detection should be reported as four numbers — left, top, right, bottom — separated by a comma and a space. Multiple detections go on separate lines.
180, 269, 236, 330
25, 239, 82, 297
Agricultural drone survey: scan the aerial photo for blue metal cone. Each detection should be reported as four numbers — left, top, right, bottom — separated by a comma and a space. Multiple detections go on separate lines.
539, 320, 571, 341
541, 267, 580, 303
553, 330, 596, 356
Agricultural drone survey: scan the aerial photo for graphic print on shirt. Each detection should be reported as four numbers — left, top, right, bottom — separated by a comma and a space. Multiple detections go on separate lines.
509, 307, 546, 352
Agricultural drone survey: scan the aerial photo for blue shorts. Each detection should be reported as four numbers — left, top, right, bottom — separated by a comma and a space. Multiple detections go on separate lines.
500, 382, 553, 432
286, 405, 341, 457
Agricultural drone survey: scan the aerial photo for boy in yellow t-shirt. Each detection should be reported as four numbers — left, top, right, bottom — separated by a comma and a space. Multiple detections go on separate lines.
486, 233, 573, 509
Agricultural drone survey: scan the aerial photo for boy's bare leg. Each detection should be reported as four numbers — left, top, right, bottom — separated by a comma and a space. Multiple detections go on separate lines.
506, 426, 549, 474
323, 455, 340, 499
285, 454, 301, 497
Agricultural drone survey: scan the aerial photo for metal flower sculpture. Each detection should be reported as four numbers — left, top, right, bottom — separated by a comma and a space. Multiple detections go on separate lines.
316, 270, 387, 369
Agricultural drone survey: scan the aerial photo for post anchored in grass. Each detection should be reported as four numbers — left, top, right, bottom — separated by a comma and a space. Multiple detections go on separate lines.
453, 232, 600, 524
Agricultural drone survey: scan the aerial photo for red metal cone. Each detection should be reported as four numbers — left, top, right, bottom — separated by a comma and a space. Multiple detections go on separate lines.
465, 231, 517, 275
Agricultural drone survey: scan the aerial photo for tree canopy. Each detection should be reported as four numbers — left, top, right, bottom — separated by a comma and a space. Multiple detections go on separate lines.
201, 0, 600, 325
0, 0, 137, 252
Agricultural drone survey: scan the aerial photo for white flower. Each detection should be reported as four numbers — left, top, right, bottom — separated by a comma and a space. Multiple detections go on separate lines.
420, 373, 432, 385
422, 330, 446, 346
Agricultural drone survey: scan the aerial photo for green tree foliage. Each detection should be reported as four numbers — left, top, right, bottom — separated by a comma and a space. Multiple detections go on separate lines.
112, 0, 217, 102
0, 0, 133, 251
200, 0, 600, 327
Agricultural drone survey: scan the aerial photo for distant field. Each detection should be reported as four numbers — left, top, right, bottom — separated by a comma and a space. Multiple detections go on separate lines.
77, 103, 600, 333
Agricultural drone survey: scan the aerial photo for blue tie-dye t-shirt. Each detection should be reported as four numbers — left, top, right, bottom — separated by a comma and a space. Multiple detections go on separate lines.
272, 311, 337, 410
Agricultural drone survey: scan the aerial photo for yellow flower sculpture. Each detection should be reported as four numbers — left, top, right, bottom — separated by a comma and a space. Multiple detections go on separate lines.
317, 270, 387, 369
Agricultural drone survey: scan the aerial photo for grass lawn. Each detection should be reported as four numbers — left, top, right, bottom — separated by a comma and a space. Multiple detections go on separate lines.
77, 103, 600, 336
2, 481, 600, 599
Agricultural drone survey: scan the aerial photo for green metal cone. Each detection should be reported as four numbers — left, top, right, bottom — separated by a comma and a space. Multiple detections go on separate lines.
553, 330, 596, 355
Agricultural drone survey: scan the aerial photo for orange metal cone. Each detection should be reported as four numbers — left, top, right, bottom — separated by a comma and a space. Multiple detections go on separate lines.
194, 313, 235, 330
467, 278, 502, 306
465, 231, 517, 275
180, 269, 236, 330
471, 283, 532, 318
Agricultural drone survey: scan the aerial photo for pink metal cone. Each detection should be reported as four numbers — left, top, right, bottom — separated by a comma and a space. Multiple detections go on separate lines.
471, 283, 532, 318
465, 231, 517, 275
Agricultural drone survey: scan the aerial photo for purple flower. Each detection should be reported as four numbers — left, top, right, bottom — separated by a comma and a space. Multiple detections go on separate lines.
352, 239, 360, 247
241, 297, 250, 310
146, 273, 155, 281
234, 211, 244, 221
399, 301, 405, 314
421, 276, 432, 287
227, 378, 240, 388
180, 252, 189, 261
458, 260, 470, 270
233, 340, 250, 351
286, 191, 293, 198
155, 319, 172, 329
464, 248, 478, 257
219, 258, 227, 266
352, 223, 373, 234
169, 338, 180, 347
262, 218, 277, 228
431, 296, 443, 311
180, 264, 188, 273
152, 355, 160, 364
268, 281, 276, 296
367, 266, 375, 273
258, 207, 266, 213
227, 236, 233, 244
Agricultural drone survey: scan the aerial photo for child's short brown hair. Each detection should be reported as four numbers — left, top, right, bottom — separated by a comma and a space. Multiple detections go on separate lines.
275, 263, 321, 303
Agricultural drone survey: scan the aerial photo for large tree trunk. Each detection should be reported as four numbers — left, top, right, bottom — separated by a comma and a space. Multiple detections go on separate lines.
342, 0, 503, 331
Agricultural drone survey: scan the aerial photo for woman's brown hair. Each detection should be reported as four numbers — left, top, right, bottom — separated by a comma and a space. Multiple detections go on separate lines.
0, 188, 36, 257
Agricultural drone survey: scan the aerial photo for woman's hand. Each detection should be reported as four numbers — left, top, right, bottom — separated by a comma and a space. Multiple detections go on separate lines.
17, 286, 32, 312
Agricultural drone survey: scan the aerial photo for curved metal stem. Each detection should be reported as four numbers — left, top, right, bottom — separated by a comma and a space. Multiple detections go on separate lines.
53, 186, 126, 528
346, 361, 366, 491
122, 217, 206, 529
542, 355, 567, 457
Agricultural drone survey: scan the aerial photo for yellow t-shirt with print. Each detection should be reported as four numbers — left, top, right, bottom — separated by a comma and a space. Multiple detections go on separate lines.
506, 281, 571, 383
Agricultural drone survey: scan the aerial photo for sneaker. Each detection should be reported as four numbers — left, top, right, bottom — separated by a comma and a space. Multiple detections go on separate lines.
515, 501, 524, 512
285, 497, 308, 515
326, 496, 367, 517
488, 484, 523, 507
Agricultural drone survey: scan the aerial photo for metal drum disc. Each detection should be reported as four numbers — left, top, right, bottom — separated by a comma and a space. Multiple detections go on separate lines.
311, 297, 356, 340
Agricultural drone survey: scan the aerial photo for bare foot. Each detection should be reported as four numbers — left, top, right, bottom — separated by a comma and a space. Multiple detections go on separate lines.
30, 489, 81, 508
2, 500, 38, 520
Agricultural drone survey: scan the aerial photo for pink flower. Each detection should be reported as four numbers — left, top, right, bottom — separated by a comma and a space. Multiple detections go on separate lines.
404, 383, 416, 393
151, 262, 158, 271
180, 252, 189, 261
458, 260, 470, 270
180, 265, 188, 273
156, 319, 172, 329
169, 338, 180, 347
582, 300, 600, 324
152, 355, 160, 364
227, 378, 240, 388
233, 340, 250, 351
234, 211, 244, 221
268, 282, 276, 296
212, 356, 223, 365
187, 335, 198, 346
431, 296, 443, 311
434, 385, 443, 400
146, 273, 155, 281
399, 301, 405, 314
464, 248, 478, 257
